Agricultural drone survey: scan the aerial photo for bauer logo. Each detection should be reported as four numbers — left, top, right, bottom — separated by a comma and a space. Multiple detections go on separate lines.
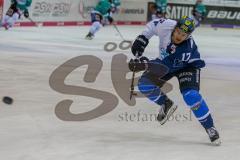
207, 10, 240, 20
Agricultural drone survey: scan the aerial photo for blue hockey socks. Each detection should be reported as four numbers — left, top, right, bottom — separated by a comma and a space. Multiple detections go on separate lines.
182, 89, 214, 129
138, 77, 166, 106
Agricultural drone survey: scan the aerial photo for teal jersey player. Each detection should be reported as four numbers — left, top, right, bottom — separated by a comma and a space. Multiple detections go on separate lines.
11, 0, 32, 11
152, 0, 168, 19
85, 0, 115, 40
1, 0, 32, 30
111, 0, 121, 7
155, 0, 167, 12
192, 0, 206, 27
94, 0, 112, 16
109, 0, 121, 14
195, 2, 206, 16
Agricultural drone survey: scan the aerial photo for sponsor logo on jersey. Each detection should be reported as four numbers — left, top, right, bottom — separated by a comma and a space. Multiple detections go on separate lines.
178, 72, 193, 78
170, 44, 176, 54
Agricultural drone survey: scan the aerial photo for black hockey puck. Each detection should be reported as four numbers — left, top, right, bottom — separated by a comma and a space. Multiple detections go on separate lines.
2, 96, 13, 105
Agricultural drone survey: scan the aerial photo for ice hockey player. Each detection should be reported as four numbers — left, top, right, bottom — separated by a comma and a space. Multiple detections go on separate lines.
85, 0, 117, 40
110, 0, 121, 14
152, 0, 168, 19
101, 0, 121, 26
1, 0, 32, 30
192, 0, 206, 27
128, 16, 221, 145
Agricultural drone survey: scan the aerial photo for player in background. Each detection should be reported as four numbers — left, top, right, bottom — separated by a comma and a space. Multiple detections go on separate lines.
128, 16, 221, 145
85, 0, 120, 40
1, 0, 32, 30
152, 0, 167, 20
110, 0, 121, 13
101, 0, 121, 26
192, 0, 206, 27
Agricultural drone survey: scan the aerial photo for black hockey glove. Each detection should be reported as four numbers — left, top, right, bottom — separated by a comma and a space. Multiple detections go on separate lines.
11, 0, 17, 5
108, 16, 114, 24
131, 35, 149, 57
128, 56, 149, 72
24, 9, 29, 18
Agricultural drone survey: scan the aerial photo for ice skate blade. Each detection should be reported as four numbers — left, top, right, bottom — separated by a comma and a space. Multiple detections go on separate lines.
85, 36, 93, 40
211, 138, 221, 146
159, 105, 178, 125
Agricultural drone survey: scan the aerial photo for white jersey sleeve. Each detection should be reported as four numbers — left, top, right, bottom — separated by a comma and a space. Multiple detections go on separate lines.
141, 18, 177, 58
142, 18, 177, 40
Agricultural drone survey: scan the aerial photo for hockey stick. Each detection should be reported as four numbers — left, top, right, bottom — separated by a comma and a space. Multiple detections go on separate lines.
27, 17, 42, 27
113, 24, 125, 41
113, 24, 132, 49
130, 56, 140, 100
129, 56, 149, 100
130, 66, 137, 100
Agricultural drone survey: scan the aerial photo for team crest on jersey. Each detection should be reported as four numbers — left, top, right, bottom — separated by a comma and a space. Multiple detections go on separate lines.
170, 44, 176, 54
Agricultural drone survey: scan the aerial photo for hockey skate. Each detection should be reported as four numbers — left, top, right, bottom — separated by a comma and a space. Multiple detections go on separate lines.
206, 127, 221, 146
85, 32, 94, 40
157, 98, 177, 125
0, 23, 9, 30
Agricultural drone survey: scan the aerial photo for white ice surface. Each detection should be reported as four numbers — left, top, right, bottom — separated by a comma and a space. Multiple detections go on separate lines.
0, 26, 240, 160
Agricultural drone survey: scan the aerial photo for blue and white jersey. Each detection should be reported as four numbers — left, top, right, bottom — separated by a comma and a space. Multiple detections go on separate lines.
142, 18, 205, 73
